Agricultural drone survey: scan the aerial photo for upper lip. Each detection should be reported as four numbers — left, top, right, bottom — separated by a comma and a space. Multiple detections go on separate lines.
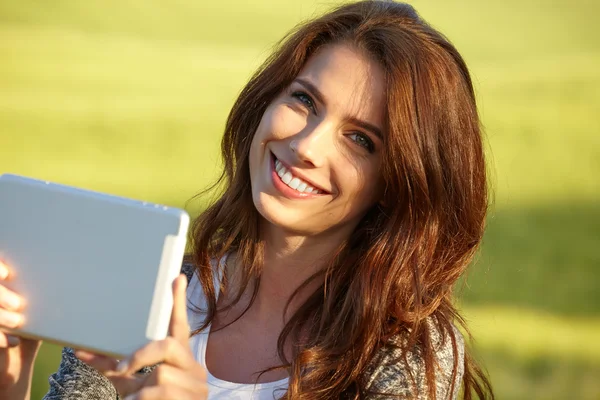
272, 153, 331, 194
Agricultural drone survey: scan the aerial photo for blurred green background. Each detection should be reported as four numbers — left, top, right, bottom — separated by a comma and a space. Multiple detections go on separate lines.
0, 0, 598, 399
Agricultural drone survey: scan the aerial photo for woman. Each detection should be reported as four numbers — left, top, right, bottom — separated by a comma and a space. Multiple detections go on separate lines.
0, 1, 493, 399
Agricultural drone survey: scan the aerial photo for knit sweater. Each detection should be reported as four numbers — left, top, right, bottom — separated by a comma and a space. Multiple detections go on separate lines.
42, 265, 464, 399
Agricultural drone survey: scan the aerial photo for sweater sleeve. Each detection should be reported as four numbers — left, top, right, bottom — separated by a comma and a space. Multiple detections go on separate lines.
363, 323, 465, 400
42, 347, 119, 400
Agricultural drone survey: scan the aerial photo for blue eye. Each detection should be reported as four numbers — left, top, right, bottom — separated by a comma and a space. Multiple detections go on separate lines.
348, 132, 375, 153
291, 91, 316, 113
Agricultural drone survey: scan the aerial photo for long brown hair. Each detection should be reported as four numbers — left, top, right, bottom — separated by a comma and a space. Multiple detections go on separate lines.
189, 1, 493, 398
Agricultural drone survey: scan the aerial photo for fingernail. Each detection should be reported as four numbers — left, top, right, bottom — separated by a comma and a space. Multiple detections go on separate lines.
6, 294, 21, 310
116, 359, 129, 374
0, 263, 8, 280
7, 335, 20, 347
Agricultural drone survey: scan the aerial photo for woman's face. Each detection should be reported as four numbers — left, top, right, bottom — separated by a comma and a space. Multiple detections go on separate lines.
249, 44, 386, 236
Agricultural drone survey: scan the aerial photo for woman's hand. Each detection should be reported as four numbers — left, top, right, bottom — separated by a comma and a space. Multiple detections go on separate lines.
0, 260, 42, 397
76, 274, 208, 399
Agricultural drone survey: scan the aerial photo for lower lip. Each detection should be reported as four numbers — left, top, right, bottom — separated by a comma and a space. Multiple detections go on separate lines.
270, 154, 323, 200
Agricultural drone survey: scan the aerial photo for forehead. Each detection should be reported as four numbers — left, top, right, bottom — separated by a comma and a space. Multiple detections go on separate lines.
296, 44, 386, 124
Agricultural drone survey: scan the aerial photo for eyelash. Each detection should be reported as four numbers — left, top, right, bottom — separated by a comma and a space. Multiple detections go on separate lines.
291, 91, 316, 113
290, 90, 376, 153
348, 132, 375, 153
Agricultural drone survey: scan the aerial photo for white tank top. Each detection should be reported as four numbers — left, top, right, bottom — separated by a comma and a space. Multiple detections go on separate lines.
185, 261, 289, 400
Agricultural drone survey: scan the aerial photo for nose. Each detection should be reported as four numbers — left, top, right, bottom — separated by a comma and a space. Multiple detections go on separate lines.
290, 120, 334, 168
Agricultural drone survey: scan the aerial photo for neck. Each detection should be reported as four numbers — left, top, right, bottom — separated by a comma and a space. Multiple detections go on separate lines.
250, 220, 353, 320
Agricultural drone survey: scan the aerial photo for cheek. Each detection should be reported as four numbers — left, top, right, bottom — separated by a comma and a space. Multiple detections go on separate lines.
265, 104, 308, 140
338, 161, 382, 202
249, 105, 305, 174
249, 107, 278, 166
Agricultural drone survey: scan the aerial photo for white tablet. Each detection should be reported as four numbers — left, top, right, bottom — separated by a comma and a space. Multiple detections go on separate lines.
0, 173, 190, 358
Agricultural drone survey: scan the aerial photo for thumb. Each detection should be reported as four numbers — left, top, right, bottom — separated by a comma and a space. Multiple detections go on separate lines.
168, 274, 190, 347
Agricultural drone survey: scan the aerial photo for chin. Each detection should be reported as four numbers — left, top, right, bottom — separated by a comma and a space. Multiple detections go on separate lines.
252, 192, 321, 235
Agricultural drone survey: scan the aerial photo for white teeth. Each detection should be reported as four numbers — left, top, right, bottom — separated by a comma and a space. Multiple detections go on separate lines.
273, 156, 321, 194
281, 171, 293, 184
297, 181, 307, 192
288, 177, 301, 190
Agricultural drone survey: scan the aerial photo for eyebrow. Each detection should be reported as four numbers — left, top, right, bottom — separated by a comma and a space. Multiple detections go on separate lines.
347, 117, 383, 141
295, 78, 327, 107
294, 78, 384, 141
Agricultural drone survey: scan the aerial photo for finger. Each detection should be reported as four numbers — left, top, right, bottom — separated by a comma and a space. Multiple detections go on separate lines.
169, 274, 190, 346
73, 349, 96, 361
0, 284, 24, 311
0, 260, 11, 280
124, 385, 205, 400
108, 364, 206, 398
0, 308, 24, 329
144, 364, 206, 393
115, 337, 196, 376
75, 350, 119, 372
107, 374, 147, 398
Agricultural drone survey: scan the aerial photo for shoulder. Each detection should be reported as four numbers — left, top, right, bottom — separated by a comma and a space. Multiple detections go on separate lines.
181, 253, 229, 286
363, 319, 464, 400
181, 262, 196, 284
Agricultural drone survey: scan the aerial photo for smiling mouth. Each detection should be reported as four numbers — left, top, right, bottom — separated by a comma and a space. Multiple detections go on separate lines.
271, 153, 324, 195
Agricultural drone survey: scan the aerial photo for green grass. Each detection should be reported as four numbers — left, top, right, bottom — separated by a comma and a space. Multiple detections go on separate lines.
1, 0, 599, 399
463, 203, 600, 316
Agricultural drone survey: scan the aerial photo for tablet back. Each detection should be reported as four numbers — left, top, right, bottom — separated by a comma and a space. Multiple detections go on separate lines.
0, 174, 189, 358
